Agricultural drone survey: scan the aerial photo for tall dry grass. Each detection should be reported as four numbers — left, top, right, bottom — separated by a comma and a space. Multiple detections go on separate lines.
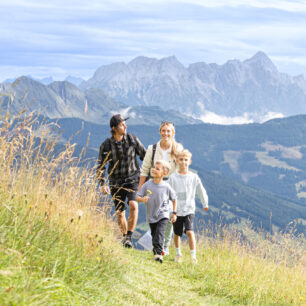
0, 102, 131, 303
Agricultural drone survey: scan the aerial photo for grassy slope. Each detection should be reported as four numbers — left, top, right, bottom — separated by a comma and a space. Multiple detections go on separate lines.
1, 198, 305, 305
0, 198, 227, 305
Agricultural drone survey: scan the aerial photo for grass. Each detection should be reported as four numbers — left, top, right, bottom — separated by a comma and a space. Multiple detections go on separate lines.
0, 109, 305, 305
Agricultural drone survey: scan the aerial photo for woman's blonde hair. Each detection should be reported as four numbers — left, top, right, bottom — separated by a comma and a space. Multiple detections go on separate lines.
159, 122, 180, 160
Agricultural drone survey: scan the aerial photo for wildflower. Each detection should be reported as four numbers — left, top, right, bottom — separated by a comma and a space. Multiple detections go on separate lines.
96, 256, 101, 262
29, 205, 33, 209
5, 287, 14, 293
77, 209, 83, 219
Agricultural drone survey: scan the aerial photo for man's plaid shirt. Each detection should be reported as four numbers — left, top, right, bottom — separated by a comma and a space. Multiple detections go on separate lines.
96, 133, 146, 186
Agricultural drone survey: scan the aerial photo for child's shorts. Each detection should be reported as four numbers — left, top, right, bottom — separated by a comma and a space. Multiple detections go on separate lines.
173, 214, 194, 236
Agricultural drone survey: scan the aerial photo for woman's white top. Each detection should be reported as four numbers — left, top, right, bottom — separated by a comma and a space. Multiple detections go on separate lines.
140, 140, 183, 178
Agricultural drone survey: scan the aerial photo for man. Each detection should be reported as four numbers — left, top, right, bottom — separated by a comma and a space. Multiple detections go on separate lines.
96, 114, 146, 248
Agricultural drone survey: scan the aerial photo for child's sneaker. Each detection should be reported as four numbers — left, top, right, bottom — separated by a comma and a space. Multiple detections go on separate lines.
154, 254, 163, 263
174, 254, 182, 263
163, 247, 170, 256
191, 257, 198, 264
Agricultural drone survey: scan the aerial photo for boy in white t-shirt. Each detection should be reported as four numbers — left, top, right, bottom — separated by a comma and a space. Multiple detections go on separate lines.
168, 149, 209, 263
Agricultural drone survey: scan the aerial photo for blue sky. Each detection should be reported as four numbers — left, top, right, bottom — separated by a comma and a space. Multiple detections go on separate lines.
1, 0, 306, 82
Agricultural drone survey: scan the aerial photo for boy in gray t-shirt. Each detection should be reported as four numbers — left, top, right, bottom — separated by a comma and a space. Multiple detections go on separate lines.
137, 160, 177, 263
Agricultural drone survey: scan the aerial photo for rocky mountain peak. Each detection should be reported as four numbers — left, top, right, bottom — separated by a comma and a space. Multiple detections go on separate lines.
244, 51, 278, 73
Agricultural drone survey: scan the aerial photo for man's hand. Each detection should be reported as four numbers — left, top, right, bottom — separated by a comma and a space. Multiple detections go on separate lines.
204, 207, 208, 212
102, 185, 110, 195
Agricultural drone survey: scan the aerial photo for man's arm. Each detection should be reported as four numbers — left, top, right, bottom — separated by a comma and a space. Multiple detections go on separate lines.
134, 135, 147, 161
96, 140, 111, 194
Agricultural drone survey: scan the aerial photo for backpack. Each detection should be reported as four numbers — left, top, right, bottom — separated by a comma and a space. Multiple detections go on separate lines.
146, 143, 157, 181
102, 133, 137, 155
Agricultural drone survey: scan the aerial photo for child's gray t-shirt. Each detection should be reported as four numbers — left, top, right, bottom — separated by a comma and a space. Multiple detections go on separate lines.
137, 179, 176, 223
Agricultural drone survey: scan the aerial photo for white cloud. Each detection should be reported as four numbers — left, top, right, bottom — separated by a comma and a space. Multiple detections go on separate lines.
175, 0, 306, 13
198, 108, 285, 125
110, 107, 131, 118
200, 110, 254, 125
259, 112, 284, 123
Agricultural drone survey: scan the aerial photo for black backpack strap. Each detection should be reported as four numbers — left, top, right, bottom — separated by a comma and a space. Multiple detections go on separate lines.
103, 138, 112, 154
127, 133, 137, 147
151, 143, 157, 166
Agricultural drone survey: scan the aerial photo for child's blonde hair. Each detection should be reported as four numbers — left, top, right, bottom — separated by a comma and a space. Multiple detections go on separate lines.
154, 160, 171, 174
177, 149, 192, 160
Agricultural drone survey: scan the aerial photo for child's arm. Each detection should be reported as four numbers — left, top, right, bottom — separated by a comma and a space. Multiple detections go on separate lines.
136, 195, 149, 203
171, 198, 177, 223
136, 183, 149, 203
195, 175, 209, 211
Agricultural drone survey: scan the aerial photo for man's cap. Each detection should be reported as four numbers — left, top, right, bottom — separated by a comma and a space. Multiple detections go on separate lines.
110, 114, 129, 128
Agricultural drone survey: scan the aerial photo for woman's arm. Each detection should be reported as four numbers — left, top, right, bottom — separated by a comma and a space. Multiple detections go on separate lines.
138, 175, 147, 190
140, 145, 153, 176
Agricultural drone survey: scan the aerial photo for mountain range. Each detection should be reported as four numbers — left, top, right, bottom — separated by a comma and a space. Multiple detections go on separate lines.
2, 51, 306, 125
80, 51, 306, 121
0, 76, 200, 125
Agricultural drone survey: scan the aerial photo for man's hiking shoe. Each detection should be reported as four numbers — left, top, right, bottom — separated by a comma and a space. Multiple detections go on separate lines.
174, 254, 183, 263
154, 254, 163, 263
122, 236, 133, 248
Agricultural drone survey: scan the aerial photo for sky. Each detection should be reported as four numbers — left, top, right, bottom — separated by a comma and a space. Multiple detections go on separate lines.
1, 0, 306, 83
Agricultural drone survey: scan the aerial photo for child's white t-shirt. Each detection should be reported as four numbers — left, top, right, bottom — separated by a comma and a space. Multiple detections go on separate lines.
168, 170, 208, 216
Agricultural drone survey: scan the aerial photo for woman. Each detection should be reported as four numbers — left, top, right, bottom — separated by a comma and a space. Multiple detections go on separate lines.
138, 121, 183, 255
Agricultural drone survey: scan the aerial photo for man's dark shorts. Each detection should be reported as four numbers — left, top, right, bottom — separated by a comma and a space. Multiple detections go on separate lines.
173, 214, 195, 236
110, 182, 138, 212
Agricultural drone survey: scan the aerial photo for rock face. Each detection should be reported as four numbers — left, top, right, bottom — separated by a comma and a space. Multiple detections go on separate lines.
80, 52, 306, 119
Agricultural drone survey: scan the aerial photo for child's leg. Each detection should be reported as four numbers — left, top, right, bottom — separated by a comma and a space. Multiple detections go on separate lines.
163, 218, 173, 252
149, 222, 157, 255
174, 234, 182, 256
185, 214, 197, 261
174, 234, 181, 249
186, 230, 197, 262
173, 217, 183, 261
151, 218, 168, 255
186, 230, 196, 250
